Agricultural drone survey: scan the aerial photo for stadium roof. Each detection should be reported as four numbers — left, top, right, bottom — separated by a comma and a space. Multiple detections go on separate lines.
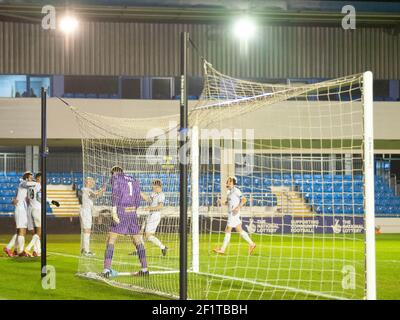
0, 0, 400, 25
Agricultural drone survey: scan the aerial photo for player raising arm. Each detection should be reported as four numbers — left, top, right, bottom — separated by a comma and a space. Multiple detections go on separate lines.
213, 176, 256, 255
80, 177, 105, 257
101, 166, 148, 278
140, 179, 168, 256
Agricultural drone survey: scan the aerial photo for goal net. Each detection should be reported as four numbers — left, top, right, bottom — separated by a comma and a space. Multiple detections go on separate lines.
72, 60, 375, 300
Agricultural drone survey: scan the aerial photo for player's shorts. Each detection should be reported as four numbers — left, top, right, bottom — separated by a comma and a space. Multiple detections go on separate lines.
227, 213, 242, 228
144, 212, 161, 234
110, 207, 140, 235
15, 205, 28, 229
27, 207, 33, 231
31, 207, 41, 228
27, 206, 41, 230
80, 207, 92, 230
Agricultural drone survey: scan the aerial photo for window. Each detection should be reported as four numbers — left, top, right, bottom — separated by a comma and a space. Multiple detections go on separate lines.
174, 76, 203, 99
151, 77, 173, 99
0, 75, 27, 97
29, 76, 51, 97
64, 76, 118, 96
373, 80, 389, 100
121, 78, 141, 99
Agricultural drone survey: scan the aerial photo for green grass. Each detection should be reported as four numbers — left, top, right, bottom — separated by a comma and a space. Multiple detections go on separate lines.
0, 233, 399, 300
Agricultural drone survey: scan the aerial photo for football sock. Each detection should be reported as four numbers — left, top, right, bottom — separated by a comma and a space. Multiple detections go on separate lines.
147, 235, 165, 249
240, 231, 254, 245
80, 232, 84, 252
26, 234, 39, 251
6, 234, 17, 250
17, 235, 25, 254
135, 242, 148, 270
221, 232, 231, 252
35, 238, 41, 254
104, 243, 114, 270
83, 233, 91, 253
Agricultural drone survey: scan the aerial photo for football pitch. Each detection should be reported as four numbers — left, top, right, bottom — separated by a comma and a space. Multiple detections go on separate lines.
0, 233, 399, 300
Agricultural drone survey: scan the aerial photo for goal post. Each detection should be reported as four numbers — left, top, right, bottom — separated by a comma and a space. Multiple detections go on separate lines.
70, 60, 376, 300
363, 71, 376, 300
191, 125, 200, 274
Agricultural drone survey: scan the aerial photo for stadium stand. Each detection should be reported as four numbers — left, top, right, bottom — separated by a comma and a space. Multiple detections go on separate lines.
1, 172, 399, 216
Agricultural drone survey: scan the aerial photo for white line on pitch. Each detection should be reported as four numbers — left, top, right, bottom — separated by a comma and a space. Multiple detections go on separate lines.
48, 251, 176, 271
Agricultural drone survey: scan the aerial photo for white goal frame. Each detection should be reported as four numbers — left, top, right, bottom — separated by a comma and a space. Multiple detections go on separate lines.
363, 71, 376, 300
189, 71, 377, 300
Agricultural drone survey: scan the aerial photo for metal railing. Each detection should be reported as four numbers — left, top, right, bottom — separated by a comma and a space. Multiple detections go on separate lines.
0, 153, 25, 174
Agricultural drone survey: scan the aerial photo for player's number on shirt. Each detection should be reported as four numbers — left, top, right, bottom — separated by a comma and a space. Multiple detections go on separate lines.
28, 188, 35, 200
128, 181, 133, 196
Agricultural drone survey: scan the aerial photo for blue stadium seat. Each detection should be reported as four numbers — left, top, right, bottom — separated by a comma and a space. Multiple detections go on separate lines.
62, 178, 72, 185
343, 206, 353, 214
253, 177, 262, 187
0, 197, 12, 204
50, 177, 61, 184
355, 205, 364, 214
334, 205, 344, 214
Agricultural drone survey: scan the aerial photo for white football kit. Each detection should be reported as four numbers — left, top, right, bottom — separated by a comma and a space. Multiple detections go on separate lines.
27, 183, 51, 229
15, 180, 37, 229
145, 192, 165, 233
80, 187, 95, 230
227, 186, 243, 228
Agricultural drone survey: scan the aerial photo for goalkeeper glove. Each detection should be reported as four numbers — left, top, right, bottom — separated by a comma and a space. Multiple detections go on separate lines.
51, 200, 60, 207
112, 207, 120, 224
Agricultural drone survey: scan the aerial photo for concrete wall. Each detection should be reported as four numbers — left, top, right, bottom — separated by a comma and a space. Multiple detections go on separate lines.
0, 98, 400, 150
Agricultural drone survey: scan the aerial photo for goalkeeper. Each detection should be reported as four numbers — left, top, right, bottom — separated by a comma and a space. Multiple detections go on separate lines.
102, 166, 148, 278
213, 176, 256, 255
